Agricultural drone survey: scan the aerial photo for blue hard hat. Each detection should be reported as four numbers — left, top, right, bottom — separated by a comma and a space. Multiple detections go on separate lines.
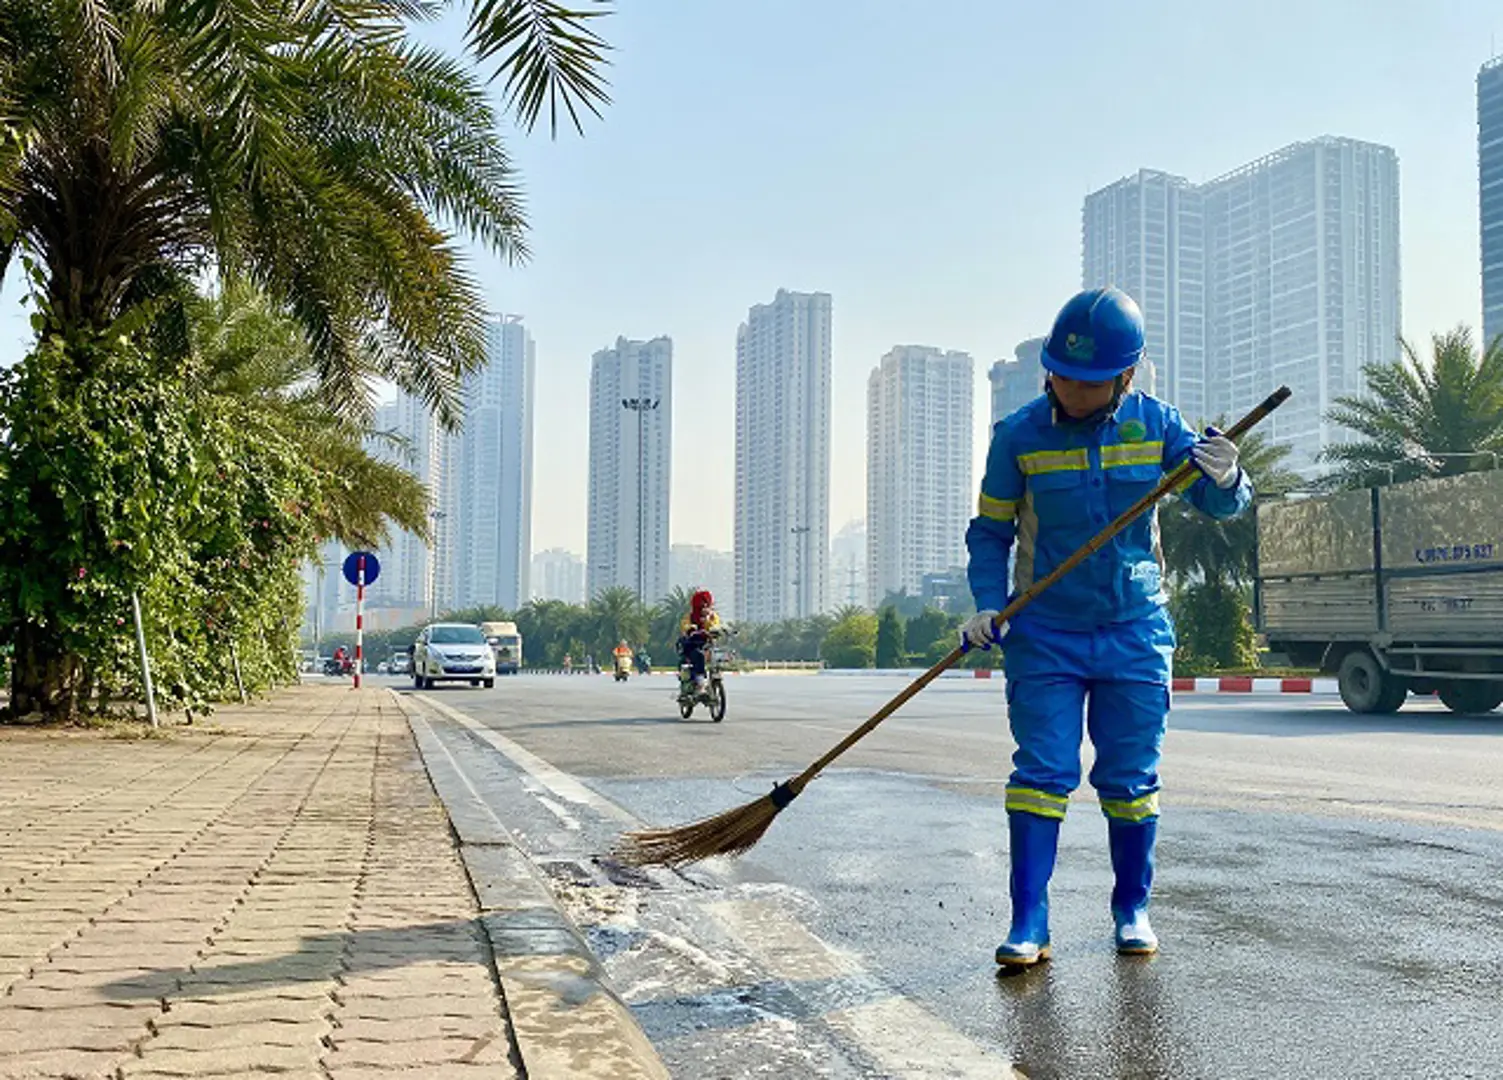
1041, 287, 1145, 380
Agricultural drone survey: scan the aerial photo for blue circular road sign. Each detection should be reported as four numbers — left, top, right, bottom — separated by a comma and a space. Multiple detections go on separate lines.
342, 551, 381, 587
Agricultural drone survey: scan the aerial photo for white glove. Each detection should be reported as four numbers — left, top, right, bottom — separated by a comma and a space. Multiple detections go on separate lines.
1191, 429, 1241, 489
960, 610, 1007, 652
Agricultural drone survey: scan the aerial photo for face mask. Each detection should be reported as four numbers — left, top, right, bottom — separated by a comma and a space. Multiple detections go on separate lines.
1046, 375, 1126, 428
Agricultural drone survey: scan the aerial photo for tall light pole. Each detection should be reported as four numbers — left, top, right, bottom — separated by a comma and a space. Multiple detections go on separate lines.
621, 397, 659, 604
790, 524, 811, 619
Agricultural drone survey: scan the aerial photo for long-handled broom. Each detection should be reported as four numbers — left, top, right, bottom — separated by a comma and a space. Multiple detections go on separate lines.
617, 386, 1292, 867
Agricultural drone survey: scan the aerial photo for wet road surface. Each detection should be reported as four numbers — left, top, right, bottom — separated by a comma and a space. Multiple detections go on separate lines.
389, 673, 1503, 1079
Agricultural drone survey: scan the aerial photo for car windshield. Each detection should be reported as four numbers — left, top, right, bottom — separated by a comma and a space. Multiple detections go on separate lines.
430, 625, 485, 645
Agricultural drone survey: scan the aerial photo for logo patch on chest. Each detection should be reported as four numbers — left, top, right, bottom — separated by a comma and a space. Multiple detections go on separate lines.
1118, 419, 1147, 443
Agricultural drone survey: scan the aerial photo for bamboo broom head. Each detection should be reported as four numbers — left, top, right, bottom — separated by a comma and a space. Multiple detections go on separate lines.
614, 780, 801, 867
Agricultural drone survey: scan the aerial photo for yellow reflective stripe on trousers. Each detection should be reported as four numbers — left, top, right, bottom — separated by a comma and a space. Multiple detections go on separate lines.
978, 492, 1019, 521
1100, 440, 1164, 468
1017, 448, 1089, 475
1005, 786, 1069, 819
1100, 792, 1160, 822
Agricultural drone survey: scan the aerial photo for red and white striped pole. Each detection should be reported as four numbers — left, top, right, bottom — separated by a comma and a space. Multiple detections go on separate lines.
354, 554, 365, 689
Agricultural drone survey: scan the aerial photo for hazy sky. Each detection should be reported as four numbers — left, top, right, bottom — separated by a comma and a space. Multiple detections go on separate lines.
4, 1, 1499, 557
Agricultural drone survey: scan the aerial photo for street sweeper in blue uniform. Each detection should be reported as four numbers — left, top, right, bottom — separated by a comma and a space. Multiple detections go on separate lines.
964, 286, 1252, 966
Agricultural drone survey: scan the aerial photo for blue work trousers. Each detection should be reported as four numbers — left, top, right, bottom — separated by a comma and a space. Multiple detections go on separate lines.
1002, 607, 1174, 823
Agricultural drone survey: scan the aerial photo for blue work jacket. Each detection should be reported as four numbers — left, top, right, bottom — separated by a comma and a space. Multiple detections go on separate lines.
966, 390, 1253, 630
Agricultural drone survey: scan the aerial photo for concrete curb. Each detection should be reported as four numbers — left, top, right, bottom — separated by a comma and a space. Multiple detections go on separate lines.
390, 691, 671, 1080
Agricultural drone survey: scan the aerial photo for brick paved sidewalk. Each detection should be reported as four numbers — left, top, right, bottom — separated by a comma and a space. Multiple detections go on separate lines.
0, 686, 522, 1079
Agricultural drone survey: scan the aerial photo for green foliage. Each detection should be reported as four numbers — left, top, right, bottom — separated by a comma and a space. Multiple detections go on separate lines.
0, 323, 316, 717
1160, 427, 1301, 588
875, 606, 905, 668
0, 0, 617, 716
1169, 580, 1257, 674
1, 0, 613, 426
820, 611, 877, 670
1319, 328, 1503, 488
905, 607, 961, 666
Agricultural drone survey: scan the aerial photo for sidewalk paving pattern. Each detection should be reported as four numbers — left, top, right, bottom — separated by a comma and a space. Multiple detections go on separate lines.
0, 686, 633, 1079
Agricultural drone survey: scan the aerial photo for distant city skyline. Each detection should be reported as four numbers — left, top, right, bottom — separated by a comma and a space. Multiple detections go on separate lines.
185, 5, 1503, 595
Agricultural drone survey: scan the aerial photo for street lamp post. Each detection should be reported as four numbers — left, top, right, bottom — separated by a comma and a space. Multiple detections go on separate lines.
621, 397, 660, 604
790, 524, 811, 618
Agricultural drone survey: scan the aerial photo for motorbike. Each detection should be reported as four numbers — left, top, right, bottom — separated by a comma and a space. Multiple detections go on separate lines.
613, 653, 631, 682
323, 656, 354, 677
677, 632, 727, 722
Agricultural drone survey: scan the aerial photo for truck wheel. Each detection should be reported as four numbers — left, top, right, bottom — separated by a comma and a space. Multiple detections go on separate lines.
1436, 681, 1503, 715
1337, 651, 1406, 714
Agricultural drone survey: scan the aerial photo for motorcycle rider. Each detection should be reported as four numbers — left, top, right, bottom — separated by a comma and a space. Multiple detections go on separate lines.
964, 287, 1252, 966
613, 640, 633, 678
678, 590, 723, 697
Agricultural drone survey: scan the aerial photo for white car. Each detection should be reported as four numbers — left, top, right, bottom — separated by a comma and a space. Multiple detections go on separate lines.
412, 623, 495, 689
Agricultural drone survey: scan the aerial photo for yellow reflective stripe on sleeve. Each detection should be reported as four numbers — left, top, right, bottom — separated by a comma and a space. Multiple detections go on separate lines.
1100, 792, 1160, 822
1017, 448, 1089, 475
978, 492, 1019, 521
1100, 440, 1165, 468
1005, 786, 1070, 820
1171, 469, 1199, 493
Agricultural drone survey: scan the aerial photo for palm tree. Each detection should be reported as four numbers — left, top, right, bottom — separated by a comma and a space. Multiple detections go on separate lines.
649, 586, 695, 658
1160, 428, 1302, 587
1320, 328, 1503, 489
0, 0, 613, 423
190, 283, 430, 551
588, 586, 646, 655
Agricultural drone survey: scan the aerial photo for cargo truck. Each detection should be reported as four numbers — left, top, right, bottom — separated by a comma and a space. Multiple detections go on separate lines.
479, 621, 523, 675
1255, 469, 1503, 715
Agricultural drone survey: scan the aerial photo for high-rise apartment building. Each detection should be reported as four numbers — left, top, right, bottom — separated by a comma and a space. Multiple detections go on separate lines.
587, 337, 673, 603
1480, 57, 1503, 347
1084, 137, 1400, 474
365, 392, 449, 618
988, 338, 1046, 427
866, 346, 973, 607
734, 289, 832, 622
453, 315, 534, 610
531, 548, 586, 605
830, 519, 867, 610
669, 545, 735, 613
1083, 170, 1206, 419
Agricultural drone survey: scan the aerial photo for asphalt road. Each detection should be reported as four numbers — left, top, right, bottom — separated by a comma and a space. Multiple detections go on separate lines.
381, 672, 1503, 1080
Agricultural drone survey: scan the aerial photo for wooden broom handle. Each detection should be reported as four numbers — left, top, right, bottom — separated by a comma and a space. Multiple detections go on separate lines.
788, 386, 1291, 792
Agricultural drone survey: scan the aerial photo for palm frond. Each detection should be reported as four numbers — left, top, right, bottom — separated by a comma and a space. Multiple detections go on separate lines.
1321, 328, 1503, 487
466, 0, 611, 135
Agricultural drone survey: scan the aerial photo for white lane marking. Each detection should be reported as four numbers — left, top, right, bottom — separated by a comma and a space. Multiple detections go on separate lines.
410, 692, 1019, 1077
416, 692, 640, 825
825, 996, 1021, 1080
705, 898, 857, 981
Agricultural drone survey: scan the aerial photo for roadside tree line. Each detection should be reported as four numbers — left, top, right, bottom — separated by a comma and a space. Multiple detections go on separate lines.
0, 0, 612, 721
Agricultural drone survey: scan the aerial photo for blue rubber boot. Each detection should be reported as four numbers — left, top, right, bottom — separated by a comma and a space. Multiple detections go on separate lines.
995, 811, 1060, 967
1107, 817, 1159, 955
